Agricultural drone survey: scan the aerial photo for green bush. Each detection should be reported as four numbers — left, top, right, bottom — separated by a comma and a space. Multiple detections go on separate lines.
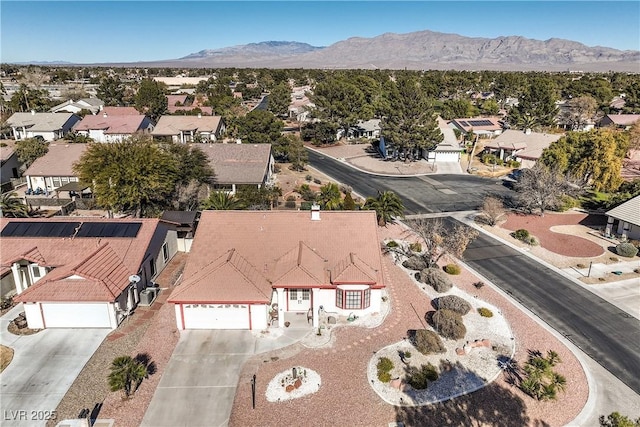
406, 363, 439, 390
300, 201, 313, 210
286, 195, 296, 202
477, 307, 494, 318
305, 175, 313, 182
420, 268, 453, 293
284, 200, 296, 209
432, 309, 467, 340
512, 229, 530, 241
409, 242, 422, 253
297, 184, 316, 201
616, 242, 639, 258
576, 263, 587, 268
553, 195, 577, 212
634, 268, 640, 274
509, 160, 521, 168
411, 329, 446, 355
482, 153, 497, 165
386, 240, 399, 248
443, 263, 461, 275
376, 357, 394, 383
435, 295, 471, 315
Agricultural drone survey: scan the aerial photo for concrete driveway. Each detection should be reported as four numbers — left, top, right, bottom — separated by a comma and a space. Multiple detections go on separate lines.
434, 161, 463, 174
142, 329, 307, 427
0, 304, 109, 427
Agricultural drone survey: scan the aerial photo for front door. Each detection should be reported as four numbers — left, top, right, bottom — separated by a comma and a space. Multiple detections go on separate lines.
288, 288, 311, 312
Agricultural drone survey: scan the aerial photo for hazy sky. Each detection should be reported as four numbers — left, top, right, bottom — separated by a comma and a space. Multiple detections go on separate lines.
2, 1, 639, 63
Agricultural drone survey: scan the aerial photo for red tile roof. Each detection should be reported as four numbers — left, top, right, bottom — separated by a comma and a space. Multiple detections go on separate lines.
23, 143, 87, 177
73, 114, 148, 134
101, 107, 140, 116
1, 218, 161, 302
169, 210, 384, 303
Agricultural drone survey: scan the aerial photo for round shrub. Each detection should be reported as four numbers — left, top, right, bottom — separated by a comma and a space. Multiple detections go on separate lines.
435, 295, 471, 315
406, 363, 439, 390
477, 307, 494, 318
432, 309, 466, 340
409, 242, 422, 253
386, 240, 399, 248
284, 200, 296, 209
512, 229, 530, 241
403, 255, 429, 271
634, 268, 640, 274
286, 195, 296, 202
411, 329, 446, 355
443, 263, 461, 275
378, 371, 392, 383
420, 268, 453, 293
377, 357, 394, 373
616, 242, 639, 258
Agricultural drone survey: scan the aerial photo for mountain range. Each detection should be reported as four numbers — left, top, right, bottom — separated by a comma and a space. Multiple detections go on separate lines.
50, 30, 640, 72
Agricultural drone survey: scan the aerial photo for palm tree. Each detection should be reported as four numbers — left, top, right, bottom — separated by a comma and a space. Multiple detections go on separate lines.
0, 192, 29, 218
364, 190, 405, 226
200, 191, 242, 210
519, 350, 566, 401
317, 182, 342, 210
108, 355, 148, 398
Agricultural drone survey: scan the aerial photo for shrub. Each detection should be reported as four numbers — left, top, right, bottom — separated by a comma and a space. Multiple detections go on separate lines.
609, 256, 619, 262
297, 184, 316, 201
420, 268, 453, 293
616, 242, 639, 258
409, 242, 422, 253
286, 195, 296, 202
576, 263, 586, 268
406, 363, 439, 390
284, 200, 296, 209
432, 309, 467, 340
305, 175, 313, 182
404, 350, 412, 359
553, 195, 577, 212
435, 295, 471, 315
0, 296, 13, 310
443, 263, 461, 275
411, 329, 446, 355
628, 239, 640, 249
473, 281, 485, 289
402, 255, 429, 271
478, 307, 494, 317
376, 357, 394, 383
512, 229, 530, 241
509, 160, 521, 168
300, 201, 313, 210
386, 240, 399, 248
482, 153, 497, 165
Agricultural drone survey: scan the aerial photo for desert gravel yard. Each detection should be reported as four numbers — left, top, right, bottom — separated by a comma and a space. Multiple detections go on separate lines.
228, 223, 588, 427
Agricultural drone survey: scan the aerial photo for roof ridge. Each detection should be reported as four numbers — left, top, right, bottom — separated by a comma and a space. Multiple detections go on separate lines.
227, 250, 271, 299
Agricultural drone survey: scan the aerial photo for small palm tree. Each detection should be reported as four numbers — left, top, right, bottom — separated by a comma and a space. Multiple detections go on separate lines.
200, 191, 242, 210
519, 350, 566, 401
364, 190, 405, 226
108, 355, 148, 398
0, 192, 29, 218
317, 182, 342, 210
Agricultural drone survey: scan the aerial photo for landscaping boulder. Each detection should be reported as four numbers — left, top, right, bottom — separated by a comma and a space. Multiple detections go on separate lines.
435, 295, 471, 315
420, 268, 453, 293
402, 255, 429, 271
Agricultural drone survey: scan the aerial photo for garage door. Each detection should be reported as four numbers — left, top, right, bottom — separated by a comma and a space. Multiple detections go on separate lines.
183, 304, 250, 329
435, 152, 460, 162
41, 303, 112, 328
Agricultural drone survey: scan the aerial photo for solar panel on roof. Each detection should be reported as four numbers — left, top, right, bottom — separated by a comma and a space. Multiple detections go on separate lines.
459, 120, 469, 127
468, 119, 494, 127
1, 221, 142, 238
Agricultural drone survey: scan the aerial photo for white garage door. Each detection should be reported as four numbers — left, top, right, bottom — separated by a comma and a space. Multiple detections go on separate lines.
435, 152, 460, 162
183, 304, 250, 329
41, 303, 112, 328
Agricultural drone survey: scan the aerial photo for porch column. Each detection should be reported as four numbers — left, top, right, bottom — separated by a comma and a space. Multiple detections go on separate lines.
605, 216, 614, 237
622, 222, 630, 240
276, 288, 285, 328
11, 263, 23, 294
311, 288, 320, 328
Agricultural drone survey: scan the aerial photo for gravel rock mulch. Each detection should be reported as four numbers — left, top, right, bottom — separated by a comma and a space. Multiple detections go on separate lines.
228, 222, 588, 427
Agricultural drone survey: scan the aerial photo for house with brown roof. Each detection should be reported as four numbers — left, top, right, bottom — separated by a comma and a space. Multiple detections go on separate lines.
598, 114, 640, 130
198, 143, 275, 193
168, 208, 386, 330
73, 112, 154, 143
49, 98, 104, 115
483, 129, 563, 168
0, 218, 178, 328
151, 115, 225, 143
450, 117, 503, 137
166, 94, 213, 115
7, 112, 81, 141
23, 143, 87, 194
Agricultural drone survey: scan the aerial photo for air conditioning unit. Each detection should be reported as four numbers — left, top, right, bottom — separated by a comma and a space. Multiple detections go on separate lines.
139, 288, 157, 306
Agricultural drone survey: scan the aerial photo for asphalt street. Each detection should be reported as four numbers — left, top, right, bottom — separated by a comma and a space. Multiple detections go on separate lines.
463, 229, 640, 394
307, 149, 511, 214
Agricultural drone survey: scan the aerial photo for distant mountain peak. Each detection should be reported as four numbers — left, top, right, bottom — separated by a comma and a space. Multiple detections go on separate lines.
181, 41, 323, 60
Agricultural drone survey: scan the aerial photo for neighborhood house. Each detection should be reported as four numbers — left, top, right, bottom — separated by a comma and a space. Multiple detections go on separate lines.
73, 112, 154, 143
151, 115, 225, 143
7, 112, 81, 141
168, 209, 386, 330
23, 143, 87, 194
482, 129, 563, 168
0, 218, 178, 329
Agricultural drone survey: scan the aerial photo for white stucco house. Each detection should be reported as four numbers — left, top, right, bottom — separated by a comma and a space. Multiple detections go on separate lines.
23, 143, 87, 193
73, 112, 154, 143
49, 98, 104, 115
426, 117, 462, 163
151, 115, 225, 143
605, 196, 640, 240
168, 208, 386, 330
1, 218, 178, 328
7, 112, 81, 141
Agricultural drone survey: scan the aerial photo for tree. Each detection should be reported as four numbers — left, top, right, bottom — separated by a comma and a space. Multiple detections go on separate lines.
317, 182, 342, 210
480, 99, 500, 116
559, 96, 598, 131
284, 134, 308, 171
267, 82, 291, 117
134, 79, 167, 122
600, 412, 640, 427
9, 83, 50, 112
343, 192, 356, 210
628, 120, 640, 153
300, 121, 337, 145
97, 76, 126, 106
108, 355, 149, 398
309, 76, 370, 136
236, 110, 284, 146
364, 190, 405, 226
73, 136, 179, 217
15, 137, 48, 169
65, 131, 93, 143
519, 350, 566, 401
0, 192, 29, 218
235, 185, 282, 210
508, 77, 558, 130
478, 196, 506, 226
513, 163, 581, 216
441, 98, 478, 120
540, 129, 629, 192
406, 217, 478, 267
381, 75, 443, 161
200, 191, 243, 210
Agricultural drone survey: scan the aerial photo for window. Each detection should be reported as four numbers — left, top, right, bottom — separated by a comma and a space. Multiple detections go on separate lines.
150, 258, 156, 277
335, 288, 371, 310
162, 242, 169, 262
289, 290, 297, 300
52, 177, 61, 188
31, 266, 41, 278
301, 289, 310, 300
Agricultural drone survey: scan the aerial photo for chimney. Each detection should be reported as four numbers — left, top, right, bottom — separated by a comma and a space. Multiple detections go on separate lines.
525, 128, 531, 135
311, 203, 321, 221
236, 138, 242, 144
197, 113, 202, 119
31, 110, 36, 115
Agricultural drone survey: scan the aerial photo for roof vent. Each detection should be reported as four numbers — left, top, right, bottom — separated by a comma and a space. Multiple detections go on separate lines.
311, 203, 321, 221
31, 110, 36, 115
197, 113, 202, 119
525, 128, 532, 135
